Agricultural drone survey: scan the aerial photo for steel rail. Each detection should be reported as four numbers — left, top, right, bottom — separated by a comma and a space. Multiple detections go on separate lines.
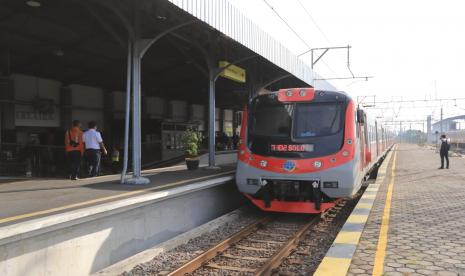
253, 216, 320, 275
167, 216, 271, 276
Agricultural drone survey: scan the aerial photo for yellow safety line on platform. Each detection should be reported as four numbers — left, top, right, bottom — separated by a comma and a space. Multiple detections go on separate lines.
372, 148, 397, 276
313, 146, 395, 276
316, 257, 352, 275
0, 170, 235, 225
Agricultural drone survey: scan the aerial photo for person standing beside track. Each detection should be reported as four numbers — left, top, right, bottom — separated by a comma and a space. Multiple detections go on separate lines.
439, 134, 450, 169
83, 121, 108, 177
65, 120, 84, 180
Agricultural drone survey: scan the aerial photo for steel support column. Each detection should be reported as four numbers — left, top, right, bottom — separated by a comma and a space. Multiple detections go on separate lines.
122, 21, 196, 184
123, 9, 150, 184
208, 74, 216, 168
206, 55, 257, 168
121, 40, 133, 183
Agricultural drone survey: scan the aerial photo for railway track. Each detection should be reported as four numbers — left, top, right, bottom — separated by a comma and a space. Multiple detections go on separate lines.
167, 215, 320, 276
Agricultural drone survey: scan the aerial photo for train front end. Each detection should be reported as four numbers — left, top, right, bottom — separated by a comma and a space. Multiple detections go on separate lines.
236, 88, 359, 214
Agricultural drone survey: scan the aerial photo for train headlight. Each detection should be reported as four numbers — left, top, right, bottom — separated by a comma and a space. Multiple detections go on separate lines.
313, 161, 322, 168
286, 90, 293, 97
299, 89, 307, 97
347, 139, 353, 145
247, 179, 259, 185
259, 160, 267, 167
323, 181, 339, 188
239, 150, 245, 155
342, 150, 349, 157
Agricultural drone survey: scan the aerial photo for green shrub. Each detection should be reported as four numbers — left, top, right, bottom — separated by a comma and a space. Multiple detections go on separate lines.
182, 128, 200, 158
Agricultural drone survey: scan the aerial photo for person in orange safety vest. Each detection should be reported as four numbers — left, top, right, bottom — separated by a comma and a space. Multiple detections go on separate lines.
65, 120, 84, 180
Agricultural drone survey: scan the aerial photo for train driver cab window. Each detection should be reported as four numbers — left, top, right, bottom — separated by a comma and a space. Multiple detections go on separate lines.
250, 103, 293, 137
293, 103, 343, 138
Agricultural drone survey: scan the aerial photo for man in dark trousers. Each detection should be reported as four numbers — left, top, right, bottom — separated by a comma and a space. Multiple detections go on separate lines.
83, 121, 108, 177
439, 134, 450, 169
65, 120, 84, 180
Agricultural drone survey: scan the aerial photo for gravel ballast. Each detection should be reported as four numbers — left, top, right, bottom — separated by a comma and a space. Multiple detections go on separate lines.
120, 181, 371, 276
120, 206, 263, 276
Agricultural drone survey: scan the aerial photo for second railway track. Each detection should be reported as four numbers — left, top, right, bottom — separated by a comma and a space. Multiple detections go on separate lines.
167, 215, 320, 276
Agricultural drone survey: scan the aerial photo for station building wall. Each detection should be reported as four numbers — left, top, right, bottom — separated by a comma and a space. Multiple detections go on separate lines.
4, 73, 234, 146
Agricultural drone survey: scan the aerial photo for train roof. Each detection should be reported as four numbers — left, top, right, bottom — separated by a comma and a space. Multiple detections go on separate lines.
254, 88, 353, 102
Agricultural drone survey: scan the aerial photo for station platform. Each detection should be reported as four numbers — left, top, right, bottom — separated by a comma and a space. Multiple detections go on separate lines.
0, 153, 241, 276
0, 161, 235, 227
316, 144, 465, 276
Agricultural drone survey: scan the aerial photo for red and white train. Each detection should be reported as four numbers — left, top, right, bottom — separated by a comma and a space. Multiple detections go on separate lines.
236, 88, 394, 214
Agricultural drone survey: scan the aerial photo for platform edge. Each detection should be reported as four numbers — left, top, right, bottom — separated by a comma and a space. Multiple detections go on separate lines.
0, 174, 234, 246
313, 146, 395, 276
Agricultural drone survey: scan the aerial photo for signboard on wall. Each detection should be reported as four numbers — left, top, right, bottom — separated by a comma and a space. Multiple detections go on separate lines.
15, 104, 60, 127
218, 61, 246, 83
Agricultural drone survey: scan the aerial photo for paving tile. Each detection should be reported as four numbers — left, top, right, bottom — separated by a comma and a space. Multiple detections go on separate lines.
348, 144, 465, 275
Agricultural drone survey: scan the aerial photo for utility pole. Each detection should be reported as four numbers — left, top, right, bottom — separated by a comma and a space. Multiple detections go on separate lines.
440, 106, 443, 134
399, 121, 402, 144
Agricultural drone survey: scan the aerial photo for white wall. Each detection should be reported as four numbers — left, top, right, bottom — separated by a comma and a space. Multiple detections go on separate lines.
13, 74, 61, 103
145, 97, 166, 119
12, 74, 61, 127
112, 91, 126, 112
69, 84, 104, 130
169, 100, 187, 121
191, 104, 205, 131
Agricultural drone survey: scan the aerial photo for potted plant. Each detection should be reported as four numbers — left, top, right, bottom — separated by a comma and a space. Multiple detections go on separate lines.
182, 127, 201, 170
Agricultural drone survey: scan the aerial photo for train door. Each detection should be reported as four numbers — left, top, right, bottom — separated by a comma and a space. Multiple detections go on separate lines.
375, 121, 380, 157
356, 109, 365, 171
381, 127, 385, 151
363, 113, 371, 166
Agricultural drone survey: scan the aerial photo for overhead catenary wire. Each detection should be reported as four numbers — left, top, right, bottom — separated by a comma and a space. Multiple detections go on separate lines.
262, 0, 311, 48
262, 0, 339, 76
296, 0, 332, 44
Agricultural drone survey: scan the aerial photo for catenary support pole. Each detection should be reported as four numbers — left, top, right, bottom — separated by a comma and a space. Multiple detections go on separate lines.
440, 106, 443, 134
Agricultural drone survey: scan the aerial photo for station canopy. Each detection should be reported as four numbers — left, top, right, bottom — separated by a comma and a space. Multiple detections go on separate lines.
0, 0, 334, 109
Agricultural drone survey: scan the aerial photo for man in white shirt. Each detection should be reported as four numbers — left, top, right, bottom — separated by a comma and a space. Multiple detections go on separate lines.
83, 121, 108, 177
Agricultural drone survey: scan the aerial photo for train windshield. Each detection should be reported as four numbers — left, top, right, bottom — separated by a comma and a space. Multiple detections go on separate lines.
248, 97, 345, 158
250, 103, 293, 137
249, 102, 343, 138
293, 103, 342, 138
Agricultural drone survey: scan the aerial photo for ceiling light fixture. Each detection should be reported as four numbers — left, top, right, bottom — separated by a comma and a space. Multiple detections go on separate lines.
54, 48, 64, 57
26, 0, 41, 7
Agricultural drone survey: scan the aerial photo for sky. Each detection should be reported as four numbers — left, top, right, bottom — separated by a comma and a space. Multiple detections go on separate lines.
230, 0, 465, 131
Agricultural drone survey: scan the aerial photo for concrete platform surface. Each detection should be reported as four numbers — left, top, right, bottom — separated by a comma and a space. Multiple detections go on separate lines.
347, 144, 465, 276
0, 163, 235, 226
